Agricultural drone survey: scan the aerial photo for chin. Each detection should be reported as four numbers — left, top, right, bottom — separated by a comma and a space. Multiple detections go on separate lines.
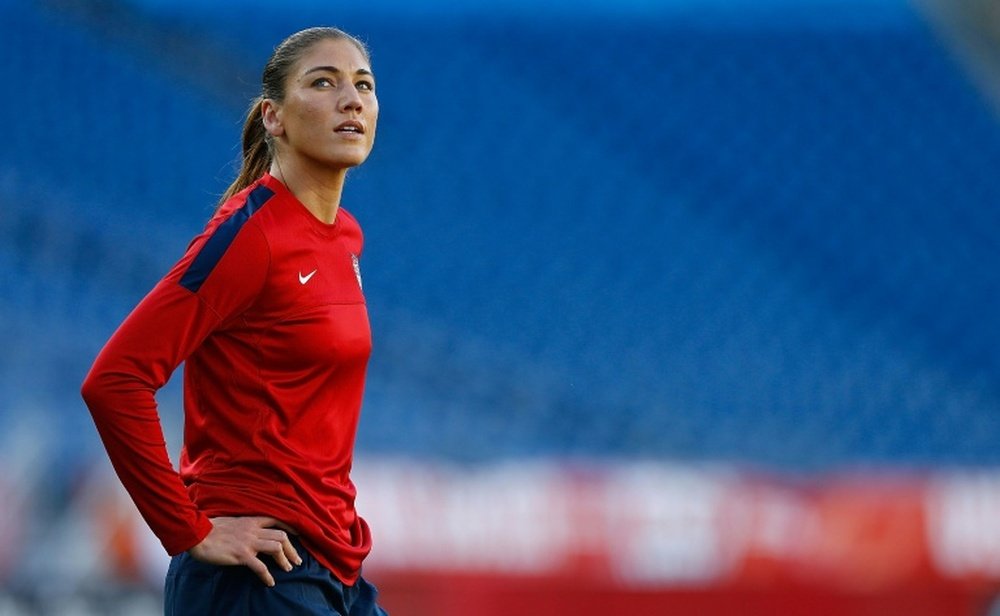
328, 150, 371, 169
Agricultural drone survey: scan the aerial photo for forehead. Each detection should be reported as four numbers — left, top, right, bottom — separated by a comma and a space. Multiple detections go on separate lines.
294, 38, 371, 75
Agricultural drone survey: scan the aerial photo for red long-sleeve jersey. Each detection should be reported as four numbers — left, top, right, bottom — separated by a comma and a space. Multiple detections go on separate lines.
81, 173, 373, 584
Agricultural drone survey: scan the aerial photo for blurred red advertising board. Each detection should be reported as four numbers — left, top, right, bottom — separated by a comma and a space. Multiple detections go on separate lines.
354, 461, 1000, 615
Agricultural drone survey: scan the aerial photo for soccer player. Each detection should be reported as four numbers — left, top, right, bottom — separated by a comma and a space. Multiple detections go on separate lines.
81, 27, 389, 615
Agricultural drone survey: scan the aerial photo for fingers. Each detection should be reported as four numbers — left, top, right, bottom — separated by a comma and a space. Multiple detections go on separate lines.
259, 527, 303, 568
284, 534, 302, 567
191, 517, 304, 587
248, 533, 302, 589
244, 555, 276, 588
255, 538, 293, 572
255, 527, 302, 571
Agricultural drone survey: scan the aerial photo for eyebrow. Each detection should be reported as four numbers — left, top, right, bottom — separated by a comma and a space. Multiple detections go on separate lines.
302, 66, 375, 79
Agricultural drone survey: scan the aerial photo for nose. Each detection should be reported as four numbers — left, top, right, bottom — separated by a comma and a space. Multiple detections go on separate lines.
339, 85, 363, 113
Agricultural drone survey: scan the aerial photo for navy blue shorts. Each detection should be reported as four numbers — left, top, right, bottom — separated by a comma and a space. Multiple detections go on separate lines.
164, 536, 389, 616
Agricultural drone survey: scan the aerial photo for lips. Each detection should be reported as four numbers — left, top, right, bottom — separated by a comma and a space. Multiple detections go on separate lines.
334, 120, 365, 134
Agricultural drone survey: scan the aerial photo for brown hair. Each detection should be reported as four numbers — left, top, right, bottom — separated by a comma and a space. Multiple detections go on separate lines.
218, 27, 371, 206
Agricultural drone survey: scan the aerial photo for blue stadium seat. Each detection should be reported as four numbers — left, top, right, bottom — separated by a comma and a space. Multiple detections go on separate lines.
2, 0, 999, 469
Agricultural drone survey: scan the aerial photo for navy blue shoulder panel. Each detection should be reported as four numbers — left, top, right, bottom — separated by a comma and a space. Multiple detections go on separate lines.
179, 185, 275, 293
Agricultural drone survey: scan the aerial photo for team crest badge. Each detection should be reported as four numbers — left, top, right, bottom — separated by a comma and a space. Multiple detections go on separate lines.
351, 253, 363, 290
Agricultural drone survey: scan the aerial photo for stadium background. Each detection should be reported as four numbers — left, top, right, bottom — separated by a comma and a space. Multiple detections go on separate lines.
2, 0, 1000, 613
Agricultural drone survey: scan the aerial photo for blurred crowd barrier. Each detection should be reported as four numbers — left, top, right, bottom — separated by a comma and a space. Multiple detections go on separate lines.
355, 461, 1000, 615
6, 457, 1000, 615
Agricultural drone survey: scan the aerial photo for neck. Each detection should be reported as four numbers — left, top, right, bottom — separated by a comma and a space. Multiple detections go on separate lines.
269, 157, 348, 225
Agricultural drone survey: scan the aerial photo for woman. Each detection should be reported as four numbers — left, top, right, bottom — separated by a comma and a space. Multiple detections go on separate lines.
81, 27, 389, 615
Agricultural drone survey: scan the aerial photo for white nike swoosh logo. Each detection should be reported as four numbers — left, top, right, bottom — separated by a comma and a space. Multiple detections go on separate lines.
298, 269, 317, 285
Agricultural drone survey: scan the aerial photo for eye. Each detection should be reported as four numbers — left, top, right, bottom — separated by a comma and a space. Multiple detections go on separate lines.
312, 77, 335, 88
356, 80, 375, 92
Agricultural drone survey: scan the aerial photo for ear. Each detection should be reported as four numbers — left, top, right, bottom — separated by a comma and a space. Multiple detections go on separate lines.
261, 98, 285, 138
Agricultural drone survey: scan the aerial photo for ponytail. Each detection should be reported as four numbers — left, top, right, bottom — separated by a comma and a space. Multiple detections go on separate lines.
218, 97, 272, 208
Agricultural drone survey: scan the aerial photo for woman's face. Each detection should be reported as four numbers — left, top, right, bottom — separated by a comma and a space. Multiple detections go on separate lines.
267, 38, 378, 171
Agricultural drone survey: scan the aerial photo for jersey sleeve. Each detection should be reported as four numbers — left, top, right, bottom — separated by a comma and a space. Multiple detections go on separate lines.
81, 216, 270, 555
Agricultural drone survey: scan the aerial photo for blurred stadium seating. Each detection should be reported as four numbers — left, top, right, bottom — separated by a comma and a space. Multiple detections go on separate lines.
2, 0, 1000, 613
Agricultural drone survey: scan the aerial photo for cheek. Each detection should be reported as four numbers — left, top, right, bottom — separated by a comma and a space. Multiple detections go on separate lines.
296, 105, 323, 126
287, 101, 324, 136
367, 107, 379, 138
